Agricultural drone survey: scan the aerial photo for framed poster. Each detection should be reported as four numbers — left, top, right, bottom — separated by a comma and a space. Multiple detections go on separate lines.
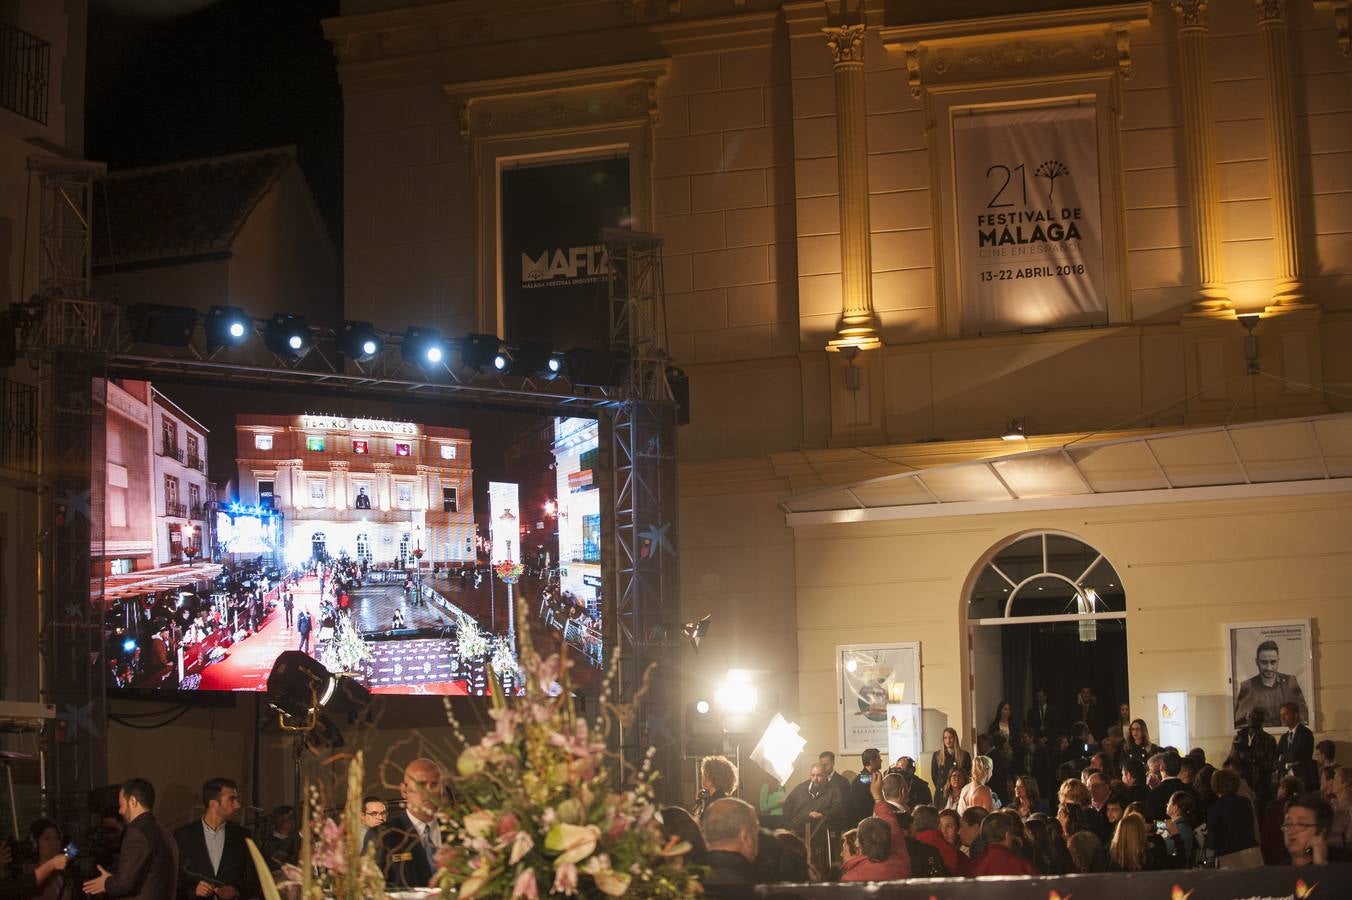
952, 101, 1107, 334
1225, 619, 1314, 731
836, 642, 921, 755
499, 155, 630, 352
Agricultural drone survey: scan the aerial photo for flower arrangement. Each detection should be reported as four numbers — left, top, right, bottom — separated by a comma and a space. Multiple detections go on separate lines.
320, 616, 371, 675
489, 635, 520, 681
494, 560, 525, 583
458, 620, 489, 660
431, 595, 702, 898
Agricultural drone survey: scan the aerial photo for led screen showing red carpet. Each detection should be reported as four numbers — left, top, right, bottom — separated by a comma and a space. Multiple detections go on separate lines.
91, 377, 605, 696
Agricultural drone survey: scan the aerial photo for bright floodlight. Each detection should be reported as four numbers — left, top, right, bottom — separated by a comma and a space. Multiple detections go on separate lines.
122, 638, 137, 653
695, 699, 711, 715
749, 712, 807, 786
228, 321, 245, 338
362, 339, 378, 356
426, 344, 443, 364
493, 352, 508, 371
288, 334, 304, 350
715, 670, 758, 715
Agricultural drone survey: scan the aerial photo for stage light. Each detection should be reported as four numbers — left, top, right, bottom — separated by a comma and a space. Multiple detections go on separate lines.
338, 321, 382, 362
121, 638, 137, 653
502, 340, 558, 377
127, 303, 197, 347
715, 669, 758, 716
206, 305, 250, 350
461, 333, 503, 373
401, 326, 448, 370
1002, 418, 1026, 441
263, 314, 313, 359
695, 699, 711, 715
565, 348, 627, 387
493, 349, 509, 371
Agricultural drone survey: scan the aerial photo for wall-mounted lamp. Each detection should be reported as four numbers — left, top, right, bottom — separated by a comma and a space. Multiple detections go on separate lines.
1237, 313, 1261, 375
1002, 418, 1026, 442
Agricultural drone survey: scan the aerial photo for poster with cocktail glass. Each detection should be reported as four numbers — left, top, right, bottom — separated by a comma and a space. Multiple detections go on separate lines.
836, 642, 921, 755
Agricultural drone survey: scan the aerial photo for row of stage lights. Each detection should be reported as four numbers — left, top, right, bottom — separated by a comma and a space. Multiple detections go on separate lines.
126, 303, 625, 386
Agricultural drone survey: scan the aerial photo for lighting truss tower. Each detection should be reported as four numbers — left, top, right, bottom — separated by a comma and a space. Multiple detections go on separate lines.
602, 227, 679, 796
26, 156, 109, 824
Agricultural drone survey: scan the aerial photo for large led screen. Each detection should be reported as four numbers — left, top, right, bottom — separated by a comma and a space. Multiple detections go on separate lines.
91, 377, 605, 696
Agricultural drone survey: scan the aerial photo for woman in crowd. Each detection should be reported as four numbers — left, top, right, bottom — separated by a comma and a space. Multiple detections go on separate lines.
1106, 812, 1151, 872
931, 727, 973, 792
1057, 802, 1086, 846
1011, 775, 1044, 819
988, 700, 1015, 741
1162, 790, 1200, 868
958, 756, 995, 814
1123, 719, 1157, 766
1207, 768, 1261, 867
942, 769, 968, 811
840, 817, 910, 882
1024, 815, 1063, 875
695, 755, 738, 822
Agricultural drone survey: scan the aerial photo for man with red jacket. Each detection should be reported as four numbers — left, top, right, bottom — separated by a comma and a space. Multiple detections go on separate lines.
968, 811, 1037, 877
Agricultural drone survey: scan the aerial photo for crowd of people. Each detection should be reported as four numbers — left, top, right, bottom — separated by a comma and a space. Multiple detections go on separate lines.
684, 687, 1348, 894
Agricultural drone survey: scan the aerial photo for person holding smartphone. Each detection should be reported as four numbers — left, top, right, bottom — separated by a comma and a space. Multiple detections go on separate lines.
1282, 792, 1333, 866
0, 834, 71, 900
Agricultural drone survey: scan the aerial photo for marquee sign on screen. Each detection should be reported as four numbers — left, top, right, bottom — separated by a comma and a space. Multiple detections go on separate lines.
953, 103, 1107, 334
500, 155, 631, 352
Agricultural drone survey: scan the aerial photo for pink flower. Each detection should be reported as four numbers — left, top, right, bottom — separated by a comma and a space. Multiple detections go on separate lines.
511, 868, 540, 899
552, 862, 578, 895
497, 812, 519, 837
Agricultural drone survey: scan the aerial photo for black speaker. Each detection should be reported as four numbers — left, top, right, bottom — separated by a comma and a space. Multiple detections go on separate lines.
668, 366, 690, 425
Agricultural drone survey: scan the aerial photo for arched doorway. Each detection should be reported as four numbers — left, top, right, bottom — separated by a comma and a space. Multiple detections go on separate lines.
356, 533, 371, 564
398, 532, 411, 568
966, 531, 1128, 775
311, 531, 327, 561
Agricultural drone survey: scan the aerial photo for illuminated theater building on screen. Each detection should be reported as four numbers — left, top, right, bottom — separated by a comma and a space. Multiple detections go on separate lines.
234, 413, 474, 566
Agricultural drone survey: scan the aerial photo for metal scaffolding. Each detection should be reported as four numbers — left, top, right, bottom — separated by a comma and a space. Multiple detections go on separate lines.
602, 228, 679, 795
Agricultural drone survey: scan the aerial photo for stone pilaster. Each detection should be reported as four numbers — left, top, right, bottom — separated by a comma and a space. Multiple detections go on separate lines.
824, 22, 881, 351
1255, 0, 1313, 309
1171, 0, 1232, 316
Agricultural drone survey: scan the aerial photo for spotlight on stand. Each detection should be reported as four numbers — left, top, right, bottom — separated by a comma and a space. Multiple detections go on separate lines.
127, 303, 197, 347
715, 669, 759, 716
265, 651, 372, 746
685, 699, 723, 757
565, 348, 627, 388
337, 320, 383, 362
401, 326, 448, 370
461, 333, 503, 373
205, 305, 251, 351
263, 314, 313, 359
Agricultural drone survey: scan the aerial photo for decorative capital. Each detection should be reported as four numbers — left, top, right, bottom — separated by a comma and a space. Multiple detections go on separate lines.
1255, 0, 1287, 25
1170, 0, 1209, 29
823, 24, 867, 65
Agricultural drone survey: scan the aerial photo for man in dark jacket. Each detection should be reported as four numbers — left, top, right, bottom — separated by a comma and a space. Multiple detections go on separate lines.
1276, 702, 1318, 791
174, 777, 257, 900
84, 778, 179, 900
890, 757, 933, 810
1145, 751, 1192, 821
848, 749, 883, 826
700, 799, 762, 897
378, 758, 447, 889
296, 610, 312, 653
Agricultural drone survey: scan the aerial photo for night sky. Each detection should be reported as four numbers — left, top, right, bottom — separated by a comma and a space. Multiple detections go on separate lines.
85, 0, 343, 246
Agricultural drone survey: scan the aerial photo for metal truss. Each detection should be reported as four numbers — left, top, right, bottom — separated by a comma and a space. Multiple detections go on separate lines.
603, 229, 679, 797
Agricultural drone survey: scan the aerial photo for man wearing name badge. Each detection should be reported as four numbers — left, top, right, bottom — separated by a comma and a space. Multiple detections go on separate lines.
378, 758, 447, 889
174, 777, 257, 900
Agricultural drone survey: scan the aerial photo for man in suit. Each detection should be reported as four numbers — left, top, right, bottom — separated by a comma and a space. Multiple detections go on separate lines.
1025, 688, 1056, 735
296, 610, 312, 654
1145, 751, 1193, 821
174, 777, 257, 900
890, 757, 933, 810
1073, 685, 1100, 737
283, 592, 294, 629
84, 777, 179, 900
378, 758, 446, 889
1276, 701, 1318, 791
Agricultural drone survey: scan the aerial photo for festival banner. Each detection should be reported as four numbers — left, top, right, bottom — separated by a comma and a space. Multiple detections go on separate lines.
500, 156, 631, 351
952, 103, 1107, 334
1156, 690, 1189, 751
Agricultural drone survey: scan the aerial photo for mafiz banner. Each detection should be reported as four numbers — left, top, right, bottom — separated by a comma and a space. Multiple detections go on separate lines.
953, 104, 1107, 334
500, 156, 631, 351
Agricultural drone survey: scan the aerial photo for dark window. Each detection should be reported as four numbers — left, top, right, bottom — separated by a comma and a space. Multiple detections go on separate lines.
258, 480, 275, 508
442, 487, 457, 513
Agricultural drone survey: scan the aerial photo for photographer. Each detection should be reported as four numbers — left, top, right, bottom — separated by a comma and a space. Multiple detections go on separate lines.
0, 827, 72, 900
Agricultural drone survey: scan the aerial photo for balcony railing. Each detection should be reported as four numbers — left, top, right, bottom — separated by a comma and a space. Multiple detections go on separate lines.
0, 377, 37, 474
0, 21, 49, 125
186, 454, 205, 472
165, 501, 187, 518
160, 441, 183, 463
190, 504, 206, 519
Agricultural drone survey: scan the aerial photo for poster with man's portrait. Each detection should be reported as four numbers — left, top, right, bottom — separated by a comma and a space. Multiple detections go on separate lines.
1225, 620, 1314, 731
836, 643, 921, 754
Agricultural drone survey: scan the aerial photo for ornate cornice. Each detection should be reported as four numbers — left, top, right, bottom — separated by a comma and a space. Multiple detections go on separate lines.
880, 3, 1151, 98
1254, 0, 1287, 26
1170, 0, 1209, 30
823, 23, 867, 65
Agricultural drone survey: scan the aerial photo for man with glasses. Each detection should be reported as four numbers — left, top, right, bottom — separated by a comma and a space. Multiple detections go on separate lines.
359, 797, 387, 852
1282, 792, 1333, 866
